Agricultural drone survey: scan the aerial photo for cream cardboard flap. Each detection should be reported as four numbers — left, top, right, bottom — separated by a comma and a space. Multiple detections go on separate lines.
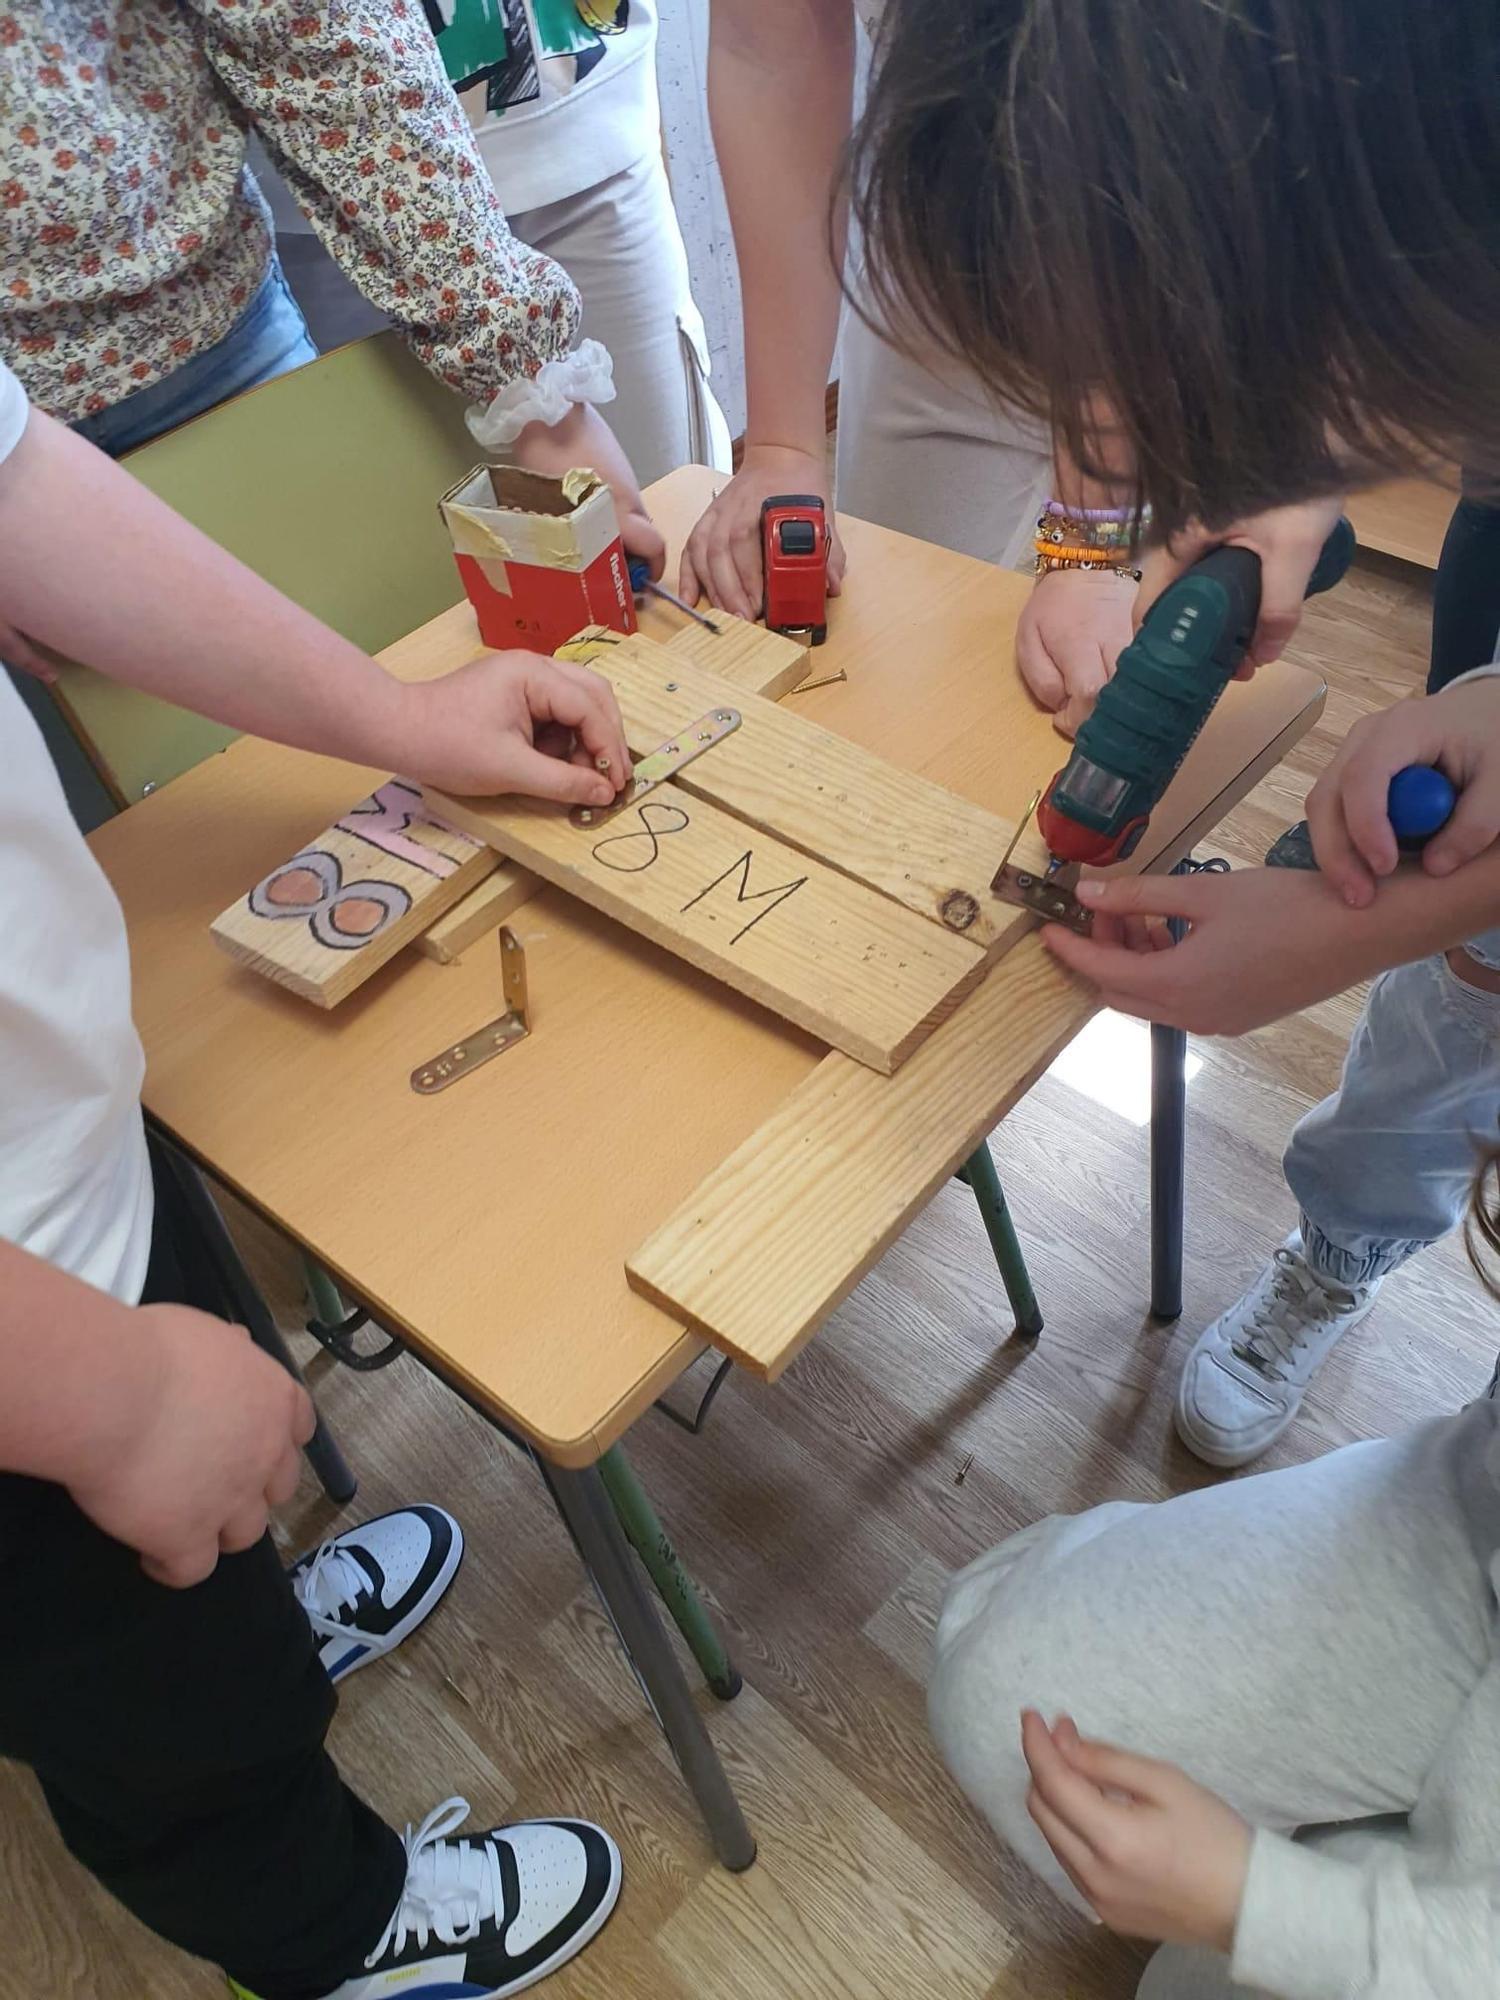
440, 465, 620, 578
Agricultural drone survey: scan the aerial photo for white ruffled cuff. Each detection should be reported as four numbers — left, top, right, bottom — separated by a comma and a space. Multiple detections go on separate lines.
466, 339, 616, 450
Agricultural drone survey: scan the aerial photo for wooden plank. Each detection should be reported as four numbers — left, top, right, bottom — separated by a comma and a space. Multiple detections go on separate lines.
414, 864, 535, 964
579, 645, 1048, 952
628, 671, 1329, 1376
664, 612, 811, 699
628, 932, 1071, 1368
413, 616, 808, 966
428, 771, 989, 1073
209, 779, 497, 1006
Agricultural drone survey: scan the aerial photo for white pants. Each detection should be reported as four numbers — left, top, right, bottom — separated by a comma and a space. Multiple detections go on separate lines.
835, 283, 1052, 570
929, 1393, 1500, 1997
511, 148, 731, 486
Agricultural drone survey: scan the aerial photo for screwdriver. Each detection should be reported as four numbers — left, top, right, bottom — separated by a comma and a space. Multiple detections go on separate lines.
1388, 764, 1456, 850
628, 555, 722, 634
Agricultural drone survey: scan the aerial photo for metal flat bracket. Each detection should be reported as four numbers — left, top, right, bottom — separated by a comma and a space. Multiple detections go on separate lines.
411, 927, 530, 1095
991, 864, 1094, 936
570, 706, 741, 829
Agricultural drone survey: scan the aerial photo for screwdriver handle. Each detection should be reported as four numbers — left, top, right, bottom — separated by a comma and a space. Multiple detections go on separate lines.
1388, 764, 1457, 850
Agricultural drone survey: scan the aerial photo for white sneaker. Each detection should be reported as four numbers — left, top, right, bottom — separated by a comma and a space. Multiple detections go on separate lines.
1175, 1234, 1379, 1467
228, 1798, 622, 2000
289, 1505, 464, 1684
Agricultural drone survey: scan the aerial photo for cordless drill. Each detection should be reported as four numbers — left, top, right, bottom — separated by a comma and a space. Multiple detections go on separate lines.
992, 520, 1357, 926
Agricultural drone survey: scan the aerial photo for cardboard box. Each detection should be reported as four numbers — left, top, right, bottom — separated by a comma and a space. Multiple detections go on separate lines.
439, 464, 638, 653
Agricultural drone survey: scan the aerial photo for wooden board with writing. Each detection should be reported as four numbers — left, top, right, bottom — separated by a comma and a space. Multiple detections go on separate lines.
421, 626, 1054, 1070
209, 780, 498, 1007
578, 643, 1045, 954
214, 613, 807, 995
428, 768, 990, 1074
414, 617, 808, 965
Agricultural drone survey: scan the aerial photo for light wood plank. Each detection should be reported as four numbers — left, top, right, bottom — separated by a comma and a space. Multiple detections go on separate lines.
578, 644, 1047, 952
429, 771, 989, 1075
414, 863, 540, 964
629, 669, 1327, 1376
210, 780, 497, 1006
412, 616, 808, 965
664, 613, 811, 699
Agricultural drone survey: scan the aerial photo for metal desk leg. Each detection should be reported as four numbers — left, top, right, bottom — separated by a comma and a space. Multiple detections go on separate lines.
960, 1141, 1044, 1338
1150, 878, 1198, 1322
1150, 1020, 1187, 1321
597, 1444, 743, 1701
536, 1455, 757, 1873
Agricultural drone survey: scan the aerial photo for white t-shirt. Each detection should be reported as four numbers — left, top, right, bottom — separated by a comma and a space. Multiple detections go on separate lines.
458, 0, 660, 216
0, 362, 152, 1303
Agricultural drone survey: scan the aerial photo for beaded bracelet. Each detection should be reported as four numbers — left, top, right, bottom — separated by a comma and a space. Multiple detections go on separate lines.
1037, 514, 1138, 552
1045, 499, 1133, 523
1034, 548, 1143, 582
1044, 498, 1153, 528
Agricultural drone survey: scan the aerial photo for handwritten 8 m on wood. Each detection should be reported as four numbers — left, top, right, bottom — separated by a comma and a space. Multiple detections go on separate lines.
590, 801, 806, 948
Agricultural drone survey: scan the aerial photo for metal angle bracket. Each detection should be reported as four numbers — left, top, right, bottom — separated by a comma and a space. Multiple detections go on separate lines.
990, 864, 1094, 936
570, 704, 741, 829
411, 926, 531, 1095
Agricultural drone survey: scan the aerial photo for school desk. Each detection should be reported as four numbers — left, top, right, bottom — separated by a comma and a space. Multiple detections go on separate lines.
89, 466, 1326, 1869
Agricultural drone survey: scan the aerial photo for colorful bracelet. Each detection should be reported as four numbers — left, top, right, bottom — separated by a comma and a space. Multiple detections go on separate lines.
1034, 548, 1143, 581
1040, 524, 1136, 556
1044, 498, 1153, 527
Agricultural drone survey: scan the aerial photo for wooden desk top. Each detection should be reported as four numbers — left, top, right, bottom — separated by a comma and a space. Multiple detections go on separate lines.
91, 467, 1324, 1465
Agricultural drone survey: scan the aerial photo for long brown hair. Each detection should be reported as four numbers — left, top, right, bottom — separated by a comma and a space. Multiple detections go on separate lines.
847, 1, 1500, 540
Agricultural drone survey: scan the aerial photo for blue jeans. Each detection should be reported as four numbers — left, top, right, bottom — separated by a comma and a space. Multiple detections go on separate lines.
72, 255, 317, 458
1288, 929, 1500, 1288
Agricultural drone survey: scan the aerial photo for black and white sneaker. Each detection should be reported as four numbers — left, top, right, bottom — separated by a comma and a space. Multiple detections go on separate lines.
288, 1505, 464, 1684
225, 1797, 623, 1999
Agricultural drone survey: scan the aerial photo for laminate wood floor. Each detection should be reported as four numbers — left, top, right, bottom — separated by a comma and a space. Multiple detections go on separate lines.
6, 552, 1489, 2000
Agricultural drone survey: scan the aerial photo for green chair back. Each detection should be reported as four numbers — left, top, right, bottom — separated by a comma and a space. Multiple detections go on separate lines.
51, 331, 478, 805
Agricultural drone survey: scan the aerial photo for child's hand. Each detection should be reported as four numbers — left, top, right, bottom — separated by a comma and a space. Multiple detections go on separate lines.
678, 444, 846, 621
512, 402, 666, 579
1136, 495, 1346, 671
1015, 568, 1138, 737
1307, 677, 1500, 906
1042, 866, 1384, 1034
1022, 1711, 1251, 1953
400, 653, 632, 805
69, 1305, 314, 1588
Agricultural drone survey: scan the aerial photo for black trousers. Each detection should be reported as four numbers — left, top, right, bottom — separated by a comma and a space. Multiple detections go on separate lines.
0, 1154, 404, 1998
1430, 480, 1500, 693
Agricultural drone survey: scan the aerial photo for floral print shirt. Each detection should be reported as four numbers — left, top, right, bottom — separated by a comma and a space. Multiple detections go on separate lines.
0, 0, 581, 425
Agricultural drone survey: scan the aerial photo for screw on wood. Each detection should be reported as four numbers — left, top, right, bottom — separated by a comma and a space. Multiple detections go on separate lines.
788, 669, 848, 696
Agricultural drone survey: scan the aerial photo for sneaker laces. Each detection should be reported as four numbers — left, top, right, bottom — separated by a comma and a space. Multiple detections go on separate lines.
292, 1539, 370, 1639
1232, 1247, 1352, 1380
366, 1797, 503, 1966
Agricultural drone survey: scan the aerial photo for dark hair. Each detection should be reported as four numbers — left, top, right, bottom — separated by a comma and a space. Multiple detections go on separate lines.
847, 1, 1500, 539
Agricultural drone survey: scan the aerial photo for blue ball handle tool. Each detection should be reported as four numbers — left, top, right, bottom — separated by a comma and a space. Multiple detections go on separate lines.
1388, 764, 1457, 852
627, 555, 722, 634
